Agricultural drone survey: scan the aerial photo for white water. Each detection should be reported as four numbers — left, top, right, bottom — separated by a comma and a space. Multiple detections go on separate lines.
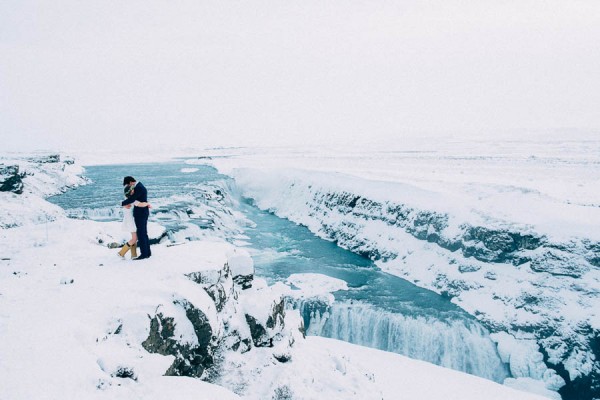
299, 300, 510, 383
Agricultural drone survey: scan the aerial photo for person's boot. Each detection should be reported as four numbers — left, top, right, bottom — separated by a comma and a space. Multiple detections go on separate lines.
118, 243, 131, 258
130, 243, 138, 259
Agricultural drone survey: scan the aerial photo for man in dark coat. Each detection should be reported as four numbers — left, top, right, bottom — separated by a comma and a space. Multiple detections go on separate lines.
121, 176, 151, 260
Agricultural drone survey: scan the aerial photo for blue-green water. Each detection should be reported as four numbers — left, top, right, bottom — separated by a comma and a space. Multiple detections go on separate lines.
48, 160, 509, 382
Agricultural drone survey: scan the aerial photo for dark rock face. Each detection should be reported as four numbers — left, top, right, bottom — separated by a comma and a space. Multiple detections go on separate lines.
458, 263, 481, 273
464, 227, 543, 253
245, 314, 269, 347
584, 242, 600, 268
530, 250, 590, 278
245, 298, 286, 347
308, 187, 597, 283
228, 253, 256, 290
233, 274, 253, 290
407, 210, 450, 241
273, 352, 292, 363
457, 227, 545, 265
433, 275, 482, 298
484, 271, 497, 280
142, 300, 216, 378
186, 270, 221, 286
184, 262, 266, 356
148, 230, 169, 245
113, 366, 137, 381
204, 284, 229, 312
267, 298, 285, 330
0, 165, 25, 194
538, 325, 600, 400
272, 385, 294, 400
142, 313, 177, 354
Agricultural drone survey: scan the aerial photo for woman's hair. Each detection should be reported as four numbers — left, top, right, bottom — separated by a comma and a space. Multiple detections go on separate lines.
124, 185, 134, 198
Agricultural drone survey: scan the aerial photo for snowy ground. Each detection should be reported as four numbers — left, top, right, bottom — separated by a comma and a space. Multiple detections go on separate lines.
0, 217, 551, 400
0, 154, 88, 228
0, 150, 557, 400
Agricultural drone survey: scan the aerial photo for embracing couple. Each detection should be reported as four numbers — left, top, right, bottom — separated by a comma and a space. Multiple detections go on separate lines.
117, 176, 152, 260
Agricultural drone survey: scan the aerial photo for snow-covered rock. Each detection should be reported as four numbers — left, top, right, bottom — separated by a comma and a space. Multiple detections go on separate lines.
227, 248, 255, 289
240, 279, 291, 348
0, 153, 88, 228
0, 164, 25, 194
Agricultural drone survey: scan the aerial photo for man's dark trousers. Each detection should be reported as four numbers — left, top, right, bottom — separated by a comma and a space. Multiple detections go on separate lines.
134, 207, 151, 258
121, 181, 151, 259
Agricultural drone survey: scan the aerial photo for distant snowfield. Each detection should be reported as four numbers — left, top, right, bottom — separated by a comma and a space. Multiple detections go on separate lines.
201, 139, 600, 242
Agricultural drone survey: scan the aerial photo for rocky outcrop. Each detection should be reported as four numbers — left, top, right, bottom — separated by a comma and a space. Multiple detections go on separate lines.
529, 249, 591, 278
138, 250, 300, 381
142, 300, 216, 377
186, 262, 236, 313
245, 297, 286, 347
228, 249, 255, 289
0, 165, 25, 194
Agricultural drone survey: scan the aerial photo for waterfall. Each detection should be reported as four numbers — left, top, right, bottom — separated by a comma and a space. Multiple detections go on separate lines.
296, 300, 510, 383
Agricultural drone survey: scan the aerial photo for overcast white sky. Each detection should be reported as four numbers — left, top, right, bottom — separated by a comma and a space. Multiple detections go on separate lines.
1, 0, 599, 152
